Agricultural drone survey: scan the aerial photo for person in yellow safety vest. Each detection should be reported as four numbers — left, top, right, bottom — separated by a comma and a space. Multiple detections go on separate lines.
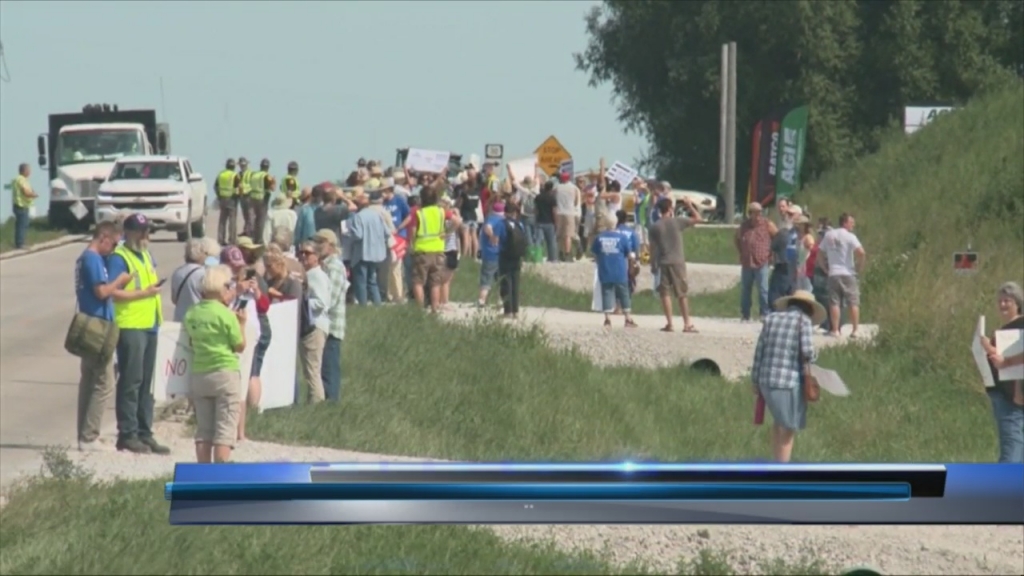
107, 213, 171, 455
216, 158, 242, 246
410, 184, 460, 313
282, 161, 301, 201
238, 157, 255, 238
249, 158, 275, 244
9, 163, 39, 249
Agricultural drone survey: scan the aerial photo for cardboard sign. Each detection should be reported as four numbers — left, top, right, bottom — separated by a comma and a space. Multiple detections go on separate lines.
392, 235, 408, 261
605, 161, 638, 189
506, 157, 538, 184
405, 148, 450, 174
972, 315, 996, 389
534, 135, 571, 176
953, 251, 978, 274
559, 159, 574, 178
259, 299, 300, 410
995, 328, 1024, 381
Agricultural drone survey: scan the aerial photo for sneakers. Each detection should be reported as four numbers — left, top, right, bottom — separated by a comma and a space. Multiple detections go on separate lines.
116, 438, 151, 454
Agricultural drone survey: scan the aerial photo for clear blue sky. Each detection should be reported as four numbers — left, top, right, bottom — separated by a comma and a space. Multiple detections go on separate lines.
0, 0, 646, 220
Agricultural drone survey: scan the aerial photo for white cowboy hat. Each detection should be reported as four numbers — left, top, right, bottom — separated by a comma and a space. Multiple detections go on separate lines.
773, 290, 827, 325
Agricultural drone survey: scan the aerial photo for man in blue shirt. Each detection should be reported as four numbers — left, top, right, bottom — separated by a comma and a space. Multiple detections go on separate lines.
615, 210, 641, 295
383, 183, 411, 303
107, 214, 169, 455
477, 201, 507, 307
75, 221, 133, 451
293, 188, 318, 245
592, 218, 637, 329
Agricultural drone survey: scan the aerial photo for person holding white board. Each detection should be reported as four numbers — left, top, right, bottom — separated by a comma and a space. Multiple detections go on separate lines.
978, 282, 1024, 463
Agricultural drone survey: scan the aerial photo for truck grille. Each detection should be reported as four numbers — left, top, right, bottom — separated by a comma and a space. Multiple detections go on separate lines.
110, 202, 170, 211
77, 180, 101, 198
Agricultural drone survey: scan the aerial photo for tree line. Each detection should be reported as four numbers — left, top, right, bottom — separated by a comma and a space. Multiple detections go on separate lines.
575, 0, 1023, 196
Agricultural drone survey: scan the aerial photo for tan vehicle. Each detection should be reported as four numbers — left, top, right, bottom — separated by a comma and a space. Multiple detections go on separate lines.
620, 189, 719, 223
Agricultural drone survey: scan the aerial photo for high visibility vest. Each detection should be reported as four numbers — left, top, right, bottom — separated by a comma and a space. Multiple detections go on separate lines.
414, 206, 445, 254
240, 170, 253, 195
249, 171, 266, 200
112, 245, 163, 330
282, 175, 300, 199
11, 175, 32, 208
216, 170, 237, 198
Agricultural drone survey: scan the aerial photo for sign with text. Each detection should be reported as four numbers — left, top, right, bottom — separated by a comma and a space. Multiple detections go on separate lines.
534, 135, 571, 177
559, 159, 574, 178
605, 161, 638, 189
405, 148, 450, 174
484, 144, 504, 160
904, 106, 957, 135
953, 251, 978, 274
506, 156, 538, 184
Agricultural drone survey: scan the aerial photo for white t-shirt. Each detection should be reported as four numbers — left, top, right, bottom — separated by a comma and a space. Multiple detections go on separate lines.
822, 227, 862, 277
554, 183, 580, 214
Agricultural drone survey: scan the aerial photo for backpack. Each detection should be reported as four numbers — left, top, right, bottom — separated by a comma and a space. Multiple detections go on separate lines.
502, 220, 528, 260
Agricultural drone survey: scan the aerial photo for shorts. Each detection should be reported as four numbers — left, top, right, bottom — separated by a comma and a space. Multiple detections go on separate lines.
634, 225, 647, 246
442, 250, 459, 282
190, 370, 242, 447
827, 274, 860, 308
479, 260, 499, 289
412, 252, 446, 287
556, 214, 575, 242
657, 264, 689, 299
461, 220, 479, 233
601, 282, 631, 313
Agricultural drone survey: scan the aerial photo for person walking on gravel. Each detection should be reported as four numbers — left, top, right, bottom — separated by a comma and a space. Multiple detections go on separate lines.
648, 197, 702, 332
592, 217, 637, 329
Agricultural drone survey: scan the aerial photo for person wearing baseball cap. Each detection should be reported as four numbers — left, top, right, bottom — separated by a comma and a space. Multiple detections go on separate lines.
106, 213, 170, 455
217, 159, 243, 245
312, 228, 348, 402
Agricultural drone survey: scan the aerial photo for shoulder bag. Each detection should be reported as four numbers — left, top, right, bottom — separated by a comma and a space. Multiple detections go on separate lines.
800, 318, 820, 402
64, 306, 120, 362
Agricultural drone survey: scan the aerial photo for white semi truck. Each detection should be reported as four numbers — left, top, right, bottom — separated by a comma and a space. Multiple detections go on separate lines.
36, 104, 170, 231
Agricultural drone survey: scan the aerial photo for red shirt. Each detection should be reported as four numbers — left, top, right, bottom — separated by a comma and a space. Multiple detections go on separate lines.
737, 217, 772, 268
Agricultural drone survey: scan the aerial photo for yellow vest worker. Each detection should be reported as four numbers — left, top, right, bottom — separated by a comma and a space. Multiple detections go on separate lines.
11, 174, 33, 209
283, 160, 300, 199
249, 169, 266, 201
240, 169, 253, 196
216, 169, 238, 199
112, 243, 163, 330
414, 205, 445, 254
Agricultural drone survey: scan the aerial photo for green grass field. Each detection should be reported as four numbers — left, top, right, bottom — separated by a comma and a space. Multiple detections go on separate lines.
448, 257, 742, 318
0, 216, 69, 253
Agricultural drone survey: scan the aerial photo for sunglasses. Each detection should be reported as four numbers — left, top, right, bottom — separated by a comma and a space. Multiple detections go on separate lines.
299, 250, 316, 256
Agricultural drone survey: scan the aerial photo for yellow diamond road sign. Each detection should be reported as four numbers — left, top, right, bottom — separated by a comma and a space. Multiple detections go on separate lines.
534, 135, 571, 177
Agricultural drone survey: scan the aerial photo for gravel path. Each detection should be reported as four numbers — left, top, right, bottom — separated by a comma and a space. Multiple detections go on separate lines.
440, 305, 877, 380
15, 420, 1021, 576
526, 261, 742, 295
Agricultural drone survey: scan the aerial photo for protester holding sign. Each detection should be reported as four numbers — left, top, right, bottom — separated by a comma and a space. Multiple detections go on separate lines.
978, 282, 1024, 463
182, 265, 247, 463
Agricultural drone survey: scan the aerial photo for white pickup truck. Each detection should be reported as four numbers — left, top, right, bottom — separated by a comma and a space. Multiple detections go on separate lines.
94, 155, 208, 241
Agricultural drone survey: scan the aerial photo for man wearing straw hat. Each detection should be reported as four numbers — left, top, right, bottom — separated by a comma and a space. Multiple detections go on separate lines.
751, 290, 824, 463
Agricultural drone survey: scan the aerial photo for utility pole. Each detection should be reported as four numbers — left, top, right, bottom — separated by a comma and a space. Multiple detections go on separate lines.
725, 41, 738, 223
718, 44, 728, 195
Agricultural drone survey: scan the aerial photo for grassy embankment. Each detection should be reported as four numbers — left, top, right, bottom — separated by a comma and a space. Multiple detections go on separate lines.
1, 85, 1019, 575
0, 216, 69, 253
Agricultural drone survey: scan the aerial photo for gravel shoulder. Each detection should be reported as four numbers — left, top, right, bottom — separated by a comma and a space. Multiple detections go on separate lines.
526, 261, 742, 295
13, 420, 1021, 576
439, 305, 877, 380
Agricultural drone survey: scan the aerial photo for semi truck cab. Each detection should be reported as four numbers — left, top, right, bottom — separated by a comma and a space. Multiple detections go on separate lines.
37, 104, 170, 231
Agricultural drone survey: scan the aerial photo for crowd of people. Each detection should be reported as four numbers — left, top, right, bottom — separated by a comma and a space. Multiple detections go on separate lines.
63, 153, 1021, 465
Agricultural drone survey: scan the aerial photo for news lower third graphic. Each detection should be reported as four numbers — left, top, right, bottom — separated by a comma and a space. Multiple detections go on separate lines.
165, 462, 1024, 526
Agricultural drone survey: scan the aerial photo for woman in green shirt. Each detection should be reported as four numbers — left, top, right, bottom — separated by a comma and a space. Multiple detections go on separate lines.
183, 265, 247, 463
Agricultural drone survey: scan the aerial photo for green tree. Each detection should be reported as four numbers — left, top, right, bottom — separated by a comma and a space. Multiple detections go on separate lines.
576, 0, 1023, 201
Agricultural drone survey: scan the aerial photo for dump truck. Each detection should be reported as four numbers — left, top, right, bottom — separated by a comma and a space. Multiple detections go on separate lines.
37, 104, 170, 231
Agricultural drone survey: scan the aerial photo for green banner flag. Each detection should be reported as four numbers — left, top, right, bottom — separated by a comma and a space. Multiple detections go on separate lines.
774, 105, 809, 201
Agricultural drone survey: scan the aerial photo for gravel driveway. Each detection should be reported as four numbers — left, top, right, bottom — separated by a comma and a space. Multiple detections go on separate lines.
526, 261, 742, 295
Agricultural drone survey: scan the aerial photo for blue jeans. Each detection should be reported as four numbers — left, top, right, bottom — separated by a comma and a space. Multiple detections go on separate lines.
601, 282, 631, 312
768, 263, 793, 310
353, 260, 382, 306
740, 265, 770, 320
321, 335, 342, 402
13, 205, 30, 249
114, 329, 157, 442
988, 390, 1024, 463
537, 223, 557, 262
521, 216, 537, 247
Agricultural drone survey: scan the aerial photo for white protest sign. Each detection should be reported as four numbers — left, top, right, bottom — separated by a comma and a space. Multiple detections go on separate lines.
152, 300, 260, 401
995, 329, 1024, 381
972, 315, 996, 389
507, 156, 538, 184
809, 365, 850, 397
259, 299, 300, 410
605, 161, 638, 189
405, 148, 450, 173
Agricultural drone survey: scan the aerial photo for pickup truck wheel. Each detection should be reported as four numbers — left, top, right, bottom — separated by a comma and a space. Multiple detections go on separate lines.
190, 200, 206, 239
177, 230, 188, 242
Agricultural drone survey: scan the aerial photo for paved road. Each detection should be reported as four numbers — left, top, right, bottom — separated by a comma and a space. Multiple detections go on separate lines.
0, 214, 222, 486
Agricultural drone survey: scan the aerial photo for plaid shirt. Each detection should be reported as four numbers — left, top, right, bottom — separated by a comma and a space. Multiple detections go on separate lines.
737, 217, 772, 268
322, 254, 349, 340
751, 308, 817, 390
